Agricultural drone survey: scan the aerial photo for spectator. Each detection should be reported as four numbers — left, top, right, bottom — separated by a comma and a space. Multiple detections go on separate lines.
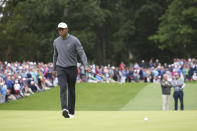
133, 67, 140, 82
172, 73, 185, 111
160, 74, 172, 111
120, 68, 127, 83
29, 81, 40, 93
149, 59, 153, 68
120, 62, 126, 70
192, 73, 197, 81
14, 80, 21, 99
0, 78, 7, 103
113, 68, 120, 82
140, 60, 146, 68
126, 67, 133, 82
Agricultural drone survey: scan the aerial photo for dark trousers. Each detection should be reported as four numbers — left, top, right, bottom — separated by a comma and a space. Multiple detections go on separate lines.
173, 91, 184, 110
56, 66, 77, 115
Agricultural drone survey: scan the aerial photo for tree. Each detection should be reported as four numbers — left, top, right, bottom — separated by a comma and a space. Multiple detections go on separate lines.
150, 0, 197, 59
112, 0, 169, 64
1, 0, 185, 64
0, 0, 66, 61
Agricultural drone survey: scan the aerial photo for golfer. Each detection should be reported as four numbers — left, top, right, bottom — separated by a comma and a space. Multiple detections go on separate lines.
53, 22, 90, 118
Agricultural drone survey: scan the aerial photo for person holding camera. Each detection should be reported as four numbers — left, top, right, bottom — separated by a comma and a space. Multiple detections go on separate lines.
160, 73, 172, 111
172, 73, 185, 110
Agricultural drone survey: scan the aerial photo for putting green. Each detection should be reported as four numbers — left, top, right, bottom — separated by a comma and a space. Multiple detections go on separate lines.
0, 110, 196, 131
121, 84, 162, 110
0, 83, 197, 131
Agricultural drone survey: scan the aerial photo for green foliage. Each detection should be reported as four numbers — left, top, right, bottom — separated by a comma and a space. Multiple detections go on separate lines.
150, 0, 197, 58
0, 0, 196, 64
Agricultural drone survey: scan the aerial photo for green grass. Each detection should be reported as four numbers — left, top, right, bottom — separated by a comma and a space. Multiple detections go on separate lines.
0, 82, 197, 110
122, 83, 197, 110
0, 110, 197, 131
76, 83, 147, 110
0, 83, 147, 110
0, 83, 197, 131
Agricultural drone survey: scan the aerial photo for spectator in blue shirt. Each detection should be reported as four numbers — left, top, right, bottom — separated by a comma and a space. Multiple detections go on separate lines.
172, 73, 185, 110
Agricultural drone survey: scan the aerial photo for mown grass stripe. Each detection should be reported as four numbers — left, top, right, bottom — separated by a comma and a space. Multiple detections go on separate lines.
121, 84, 162, 110
0, 83, 146, 111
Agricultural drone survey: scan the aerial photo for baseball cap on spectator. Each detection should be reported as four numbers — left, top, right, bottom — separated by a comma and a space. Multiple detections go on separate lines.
57, 22, 68, 29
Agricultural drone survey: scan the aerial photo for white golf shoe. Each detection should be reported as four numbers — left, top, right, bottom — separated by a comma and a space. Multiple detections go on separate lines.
69, 114, 74, 119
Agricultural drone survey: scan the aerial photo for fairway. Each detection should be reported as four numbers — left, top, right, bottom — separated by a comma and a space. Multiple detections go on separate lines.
0, 83, 197, 131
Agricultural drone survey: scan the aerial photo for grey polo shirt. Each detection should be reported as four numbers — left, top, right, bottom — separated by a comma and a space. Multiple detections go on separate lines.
53, 34, 88, 70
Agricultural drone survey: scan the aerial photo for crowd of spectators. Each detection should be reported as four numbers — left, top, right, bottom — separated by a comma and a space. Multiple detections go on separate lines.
0, 58, 197, 104
77, 58, 197, 83
0, 61, 58, 104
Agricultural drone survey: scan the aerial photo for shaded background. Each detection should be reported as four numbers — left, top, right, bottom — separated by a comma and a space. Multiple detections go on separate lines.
0, 0, 196, 65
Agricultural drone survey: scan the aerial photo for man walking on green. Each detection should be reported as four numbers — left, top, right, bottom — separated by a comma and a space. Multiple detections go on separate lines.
52, 22, 91, 118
